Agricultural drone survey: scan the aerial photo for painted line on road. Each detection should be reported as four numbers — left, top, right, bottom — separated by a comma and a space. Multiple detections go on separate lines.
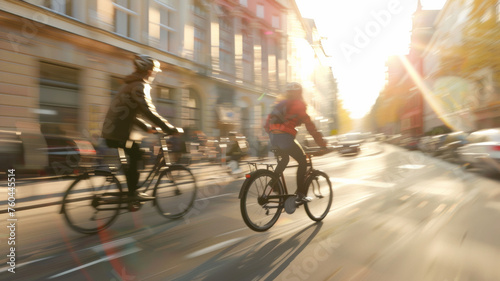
0, 256, 53, 273
331, 194, 376, 213
48, 247, 142, 279
398, 164, 426, 169
215, 227, 248, 238
90, 237, 136, 253
196, 193, 234, 201
185, 237, 244, 259
331, 177, 396, 188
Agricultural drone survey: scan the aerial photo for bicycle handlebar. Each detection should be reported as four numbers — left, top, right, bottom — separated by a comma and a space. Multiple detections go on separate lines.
303, 146, 335, 157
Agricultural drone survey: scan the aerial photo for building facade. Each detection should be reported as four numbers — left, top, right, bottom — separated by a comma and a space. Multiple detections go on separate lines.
1, 0, 336, 155
424, 0, 500, 132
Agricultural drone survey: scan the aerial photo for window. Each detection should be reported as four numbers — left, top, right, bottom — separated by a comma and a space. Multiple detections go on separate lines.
272, 15, 280, 29
242, 23, 254, 81
256, 4, 264, 18
239, 0, 248, 7
183, 89, 201, 129
219, 6, 234, 73
149, 0, 177, 52
155, 87, 178, 126
26, 0, 75, 17
39, 62, 79, 135
113, 0, 139, 39
192, 1, 208, 63
261, 30, 268, 84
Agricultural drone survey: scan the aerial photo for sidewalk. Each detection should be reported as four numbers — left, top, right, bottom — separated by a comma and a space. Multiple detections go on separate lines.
0, 161, 230, 213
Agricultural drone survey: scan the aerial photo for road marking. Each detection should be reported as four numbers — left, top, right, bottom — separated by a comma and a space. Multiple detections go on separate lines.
90, 237, 136, 253
48, 247, 141, 279
215, 227, 248, 237
417, 201, 428, 208
196, 193, 234, 201
0, 256, 53, 273
185, 237, 244, 259
331, 178, 395, 188
434, 203, 446, 214
398, 164, 425, 169
331, 194, 375, 213
399, 195, 410, 201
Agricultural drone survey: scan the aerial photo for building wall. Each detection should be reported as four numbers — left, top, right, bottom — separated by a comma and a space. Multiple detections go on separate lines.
1, 0, 337, 155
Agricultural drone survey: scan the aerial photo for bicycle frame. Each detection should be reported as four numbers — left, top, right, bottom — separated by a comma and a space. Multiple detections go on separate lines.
111, 134, 175, 194
135, 134, 173, 193
241, 150, 316, 201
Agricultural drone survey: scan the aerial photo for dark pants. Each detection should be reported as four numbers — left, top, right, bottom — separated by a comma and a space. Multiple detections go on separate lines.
269, 133, 307, 195
106, 139, 141, 196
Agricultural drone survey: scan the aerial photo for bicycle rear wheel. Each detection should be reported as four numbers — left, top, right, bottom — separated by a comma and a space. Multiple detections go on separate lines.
154, 165, 197, 219
240, 170, 283, 232
304, 170, 333, 221
61, 172, 123, 234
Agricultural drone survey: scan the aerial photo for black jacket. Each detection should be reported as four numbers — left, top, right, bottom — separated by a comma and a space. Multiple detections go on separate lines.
102, 72, 175, 141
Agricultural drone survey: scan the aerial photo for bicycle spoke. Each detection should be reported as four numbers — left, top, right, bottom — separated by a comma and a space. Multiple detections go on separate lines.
304, 171, 333, 221
240, 170, 283, 231
155, 165, 197, 219
62, 173, 122, 234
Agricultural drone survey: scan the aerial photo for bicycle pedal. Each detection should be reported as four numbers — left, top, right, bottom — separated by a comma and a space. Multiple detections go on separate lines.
128, 202, 143, 212
284, 197, 296, 214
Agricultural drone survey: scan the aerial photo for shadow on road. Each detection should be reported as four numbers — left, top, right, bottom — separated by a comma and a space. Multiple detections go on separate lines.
172, 222, 324, 281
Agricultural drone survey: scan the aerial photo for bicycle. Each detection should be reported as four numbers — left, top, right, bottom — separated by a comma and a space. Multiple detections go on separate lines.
60, 133, 197, 234
239, 148, 333, 232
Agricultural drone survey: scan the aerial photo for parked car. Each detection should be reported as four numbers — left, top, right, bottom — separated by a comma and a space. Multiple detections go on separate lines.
42, 135, 96, 175
0, 130, 24, 175
457, 128, 500, 174
418, 136, 434, 153
385, 134, 403, 145
0, 130, 48, 177
427, 134, 447, 156
435, 131, 468, 162
337, 133, 363, 156
400, 136, 419, 150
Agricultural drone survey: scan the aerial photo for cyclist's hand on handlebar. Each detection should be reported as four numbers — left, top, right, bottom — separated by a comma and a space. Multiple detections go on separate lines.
164, 126, 184, 135
322, 146, 334, 152
318, 146, 334, 155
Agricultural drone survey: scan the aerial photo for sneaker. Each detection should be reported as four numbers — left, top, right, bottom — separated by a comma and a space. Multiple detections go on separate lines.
131, 192, 155, 201
295, 193, 312, 205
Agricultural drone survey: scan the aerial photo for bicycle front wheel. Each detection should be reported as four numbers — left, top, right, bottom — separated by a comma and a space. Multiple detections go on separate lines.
304, 170, 333, 221
61, 172, 123, 234
154, 165, 197, 219
240, 170, 283, 232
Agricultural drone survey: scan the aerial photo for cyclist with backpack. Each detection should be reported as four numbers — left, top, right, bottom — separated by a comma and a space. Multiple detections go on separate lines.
264, 82, 328, 204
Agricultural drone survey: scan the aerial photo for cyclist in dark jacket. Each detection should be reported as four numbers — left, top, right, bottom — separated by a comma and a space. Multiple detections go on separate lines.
102, 54, 178, 201
264, 82, 327, 204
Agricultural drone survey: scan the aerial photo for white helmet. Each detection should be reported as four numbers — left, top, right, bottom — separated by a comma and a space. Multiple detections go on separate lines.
133, 54, 162, 73
286, 82, 302, 93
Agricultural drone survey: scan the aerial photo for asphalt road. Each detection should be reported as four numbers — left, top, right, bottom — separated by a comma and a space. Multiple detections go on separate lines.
2, 143, 500, 281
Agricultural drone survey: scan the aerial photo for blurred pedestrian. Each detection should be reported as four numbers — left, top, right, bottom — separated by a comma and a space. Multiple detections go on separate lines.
226, 132, 246, 174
